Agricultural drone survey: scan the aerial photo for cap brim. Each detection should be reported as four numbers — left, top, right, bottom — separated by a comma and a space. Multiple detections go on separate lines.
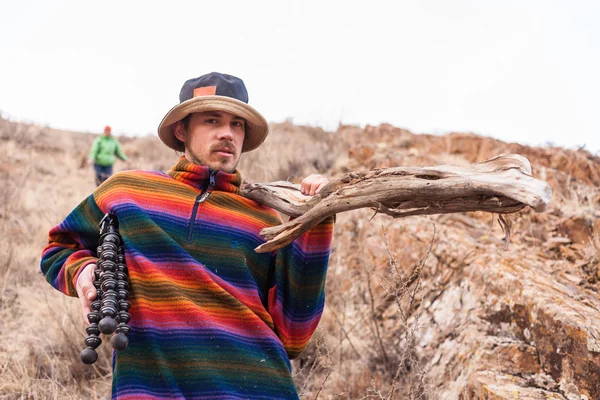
158, 96, 269, 153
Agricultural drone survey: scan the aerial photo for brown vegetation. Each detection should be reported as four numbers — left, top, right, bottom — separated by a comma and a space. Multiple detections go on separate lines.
0, 115, 598, 399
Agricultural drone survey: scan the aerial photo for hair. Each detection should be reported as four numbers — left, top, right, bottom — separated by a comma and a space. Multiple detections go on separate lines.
172, 114, 192, 151
182, 114, 192, 131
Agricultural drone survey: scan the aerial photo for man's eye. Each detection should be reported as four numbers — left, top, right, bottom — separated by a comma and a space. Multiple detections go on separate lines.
206, 119, 218, 124
233, 121, 245, 128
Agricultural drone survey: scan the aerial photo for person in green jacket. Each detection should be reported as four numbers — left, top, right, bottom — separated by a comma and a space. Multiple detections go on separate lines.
89, 125, 127, 186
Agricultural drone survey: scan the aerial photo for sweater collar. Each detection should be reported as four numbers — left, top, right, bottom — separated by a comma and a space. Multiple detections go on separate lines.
167, 156, 241, 194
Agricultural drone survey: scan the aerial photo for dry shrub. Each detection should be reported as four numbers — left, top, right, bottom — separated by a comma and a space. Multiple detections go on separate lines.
292, 210, 436, 399
239, 122, 344, 183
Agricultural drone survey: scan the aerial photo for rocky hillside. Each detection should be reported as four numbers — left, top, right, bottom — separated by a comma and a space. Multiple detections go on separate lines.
0, 115, 598, 399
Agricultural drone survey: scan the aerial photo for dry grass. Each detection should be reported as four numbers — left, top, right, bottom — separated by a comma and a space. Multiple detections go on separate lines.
0, 118, 115, 400
291, 210, 438, 399
1, 115, 598, 399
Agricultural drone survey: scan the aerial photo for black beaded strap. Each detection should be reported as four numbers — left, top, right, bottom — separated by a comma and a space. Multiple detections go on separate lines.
80, 213, 131, 364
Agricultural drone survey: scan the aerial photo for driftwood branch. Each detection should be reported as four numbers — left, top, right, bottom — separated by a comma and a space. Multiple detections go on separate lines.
240, 154, 552, 253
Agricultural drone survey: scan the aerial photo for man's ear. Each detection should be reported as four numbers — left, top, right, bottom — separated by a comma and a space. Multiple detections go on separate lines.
173, 121, 186, 143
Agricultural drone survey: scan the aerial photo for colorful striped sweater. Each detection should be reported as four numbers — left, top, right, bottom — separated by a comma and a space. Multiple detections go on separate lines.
40, 157, 334, 399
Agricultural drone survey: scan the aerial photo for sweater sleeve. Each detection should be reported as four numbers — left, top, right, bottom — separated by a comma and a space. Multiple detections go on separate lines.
40, 194, 105, 297
115, 140, 127, 161
267, 215, 335, 359
89, 138, 100, 161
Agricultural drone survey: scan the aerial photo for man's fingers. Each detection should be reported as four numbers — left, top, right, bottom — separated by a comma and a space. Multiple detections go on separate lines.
82, 303, 92, 324
301, 174, 329, 196
81, 281, 97, 300
308, 178, 329, 195
310, 182, 320, 196
77, 264, 98, 300
76, 263, 97, 324
300, 179, 310, 195
315, 181, 326, 194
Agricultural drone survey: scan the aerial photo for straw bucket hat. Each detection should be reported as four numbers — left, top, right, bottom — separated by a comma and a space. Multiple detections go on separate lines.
158, 72, 269, 153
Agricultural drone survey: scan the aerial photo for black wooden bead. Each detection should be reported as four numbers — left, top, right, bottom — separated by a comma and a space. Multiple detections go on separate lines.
103, 233, 120, 245
102, 293, 118, 303
85, 325, 100, 336
118, 300, 130, 311
84, 335, 102, 348
111, 333, 129, 350
117, 311, 131, 323
118, 289, 129, 300
87, 311, 102, 324
102, 290, 117, 299
102, 249, 117, 262
117, 281, 129, 290
80, 348, 98, 364
101, 278, 117, 291
102, 240, 118, 250
109, 231, 121, 241
116, 323, 131, 335
101, 260, 117, 272
102, 272, 116, 281
102, 297, 118, 308
91, 300, 102, 310
98, 316, 117, 334
100, 305, 117, 318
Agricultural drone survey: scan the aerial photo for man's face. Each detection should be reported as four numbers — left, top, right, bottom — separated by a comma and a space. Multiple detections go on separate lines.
104, 130, 111, 137
174, 111, 245, 173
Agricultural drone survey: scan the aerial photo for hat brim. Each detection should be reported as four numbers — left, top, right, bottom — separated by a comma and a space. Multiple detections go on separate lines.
158, 96, 269, 153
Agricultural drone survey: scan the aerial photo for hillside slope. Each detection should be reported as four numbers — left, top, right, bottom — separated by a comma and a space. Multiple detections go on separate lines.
0, 116, 598, 399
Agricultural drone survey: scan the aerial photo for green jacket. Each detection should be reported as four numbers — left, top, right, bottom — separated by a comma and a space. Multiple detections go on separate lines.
89, 135, 127, 167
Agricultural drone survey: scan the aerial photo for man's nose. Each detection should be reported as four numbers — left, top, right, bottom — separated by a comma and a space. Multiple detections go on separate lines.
216, 125, 234, 141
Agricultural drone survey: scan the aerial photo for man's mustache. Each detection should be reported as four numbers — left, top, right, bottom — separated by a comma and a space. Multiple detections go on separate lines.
210, 143, 236, 154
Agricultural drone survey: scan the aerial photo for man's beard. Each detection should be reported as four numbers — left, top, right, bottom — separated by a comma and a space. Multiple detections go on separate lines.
186, 145, 238, 173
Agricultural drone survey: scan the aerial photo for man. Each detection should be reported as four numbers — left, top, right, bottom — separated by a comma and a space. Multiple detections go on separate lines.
89, 125, 128, 186
41, 72, 334, 399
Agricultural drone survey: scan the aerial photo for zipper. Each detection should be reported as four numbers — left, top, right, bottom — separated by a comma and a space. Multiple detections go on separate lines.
186, 170, 216, 243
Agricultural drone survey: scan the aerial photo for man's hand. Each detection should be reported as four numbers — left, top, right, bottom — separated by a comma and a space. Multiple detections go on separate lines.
300, 174, 329, 196
75, 263, 98, 324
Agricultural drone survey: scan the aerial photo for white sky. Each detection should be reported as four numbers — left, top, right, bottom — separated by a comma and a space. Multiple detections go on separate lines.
1, 0, 599, 152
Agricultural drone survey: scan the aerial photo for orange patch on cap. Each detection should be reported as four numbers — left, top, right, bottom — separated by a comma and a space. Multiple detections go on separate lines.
193, 86, 217, 97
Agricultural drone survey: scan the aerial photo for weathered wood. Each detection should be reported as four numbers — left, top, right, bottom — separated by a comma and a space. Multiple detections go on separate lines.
240, 154, 552, 253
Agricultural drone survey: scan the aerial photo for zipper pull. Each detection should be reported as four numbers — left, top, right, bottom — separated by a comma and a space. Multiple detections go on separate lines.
195, 170, 216, 204
209, 170, 216, 189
